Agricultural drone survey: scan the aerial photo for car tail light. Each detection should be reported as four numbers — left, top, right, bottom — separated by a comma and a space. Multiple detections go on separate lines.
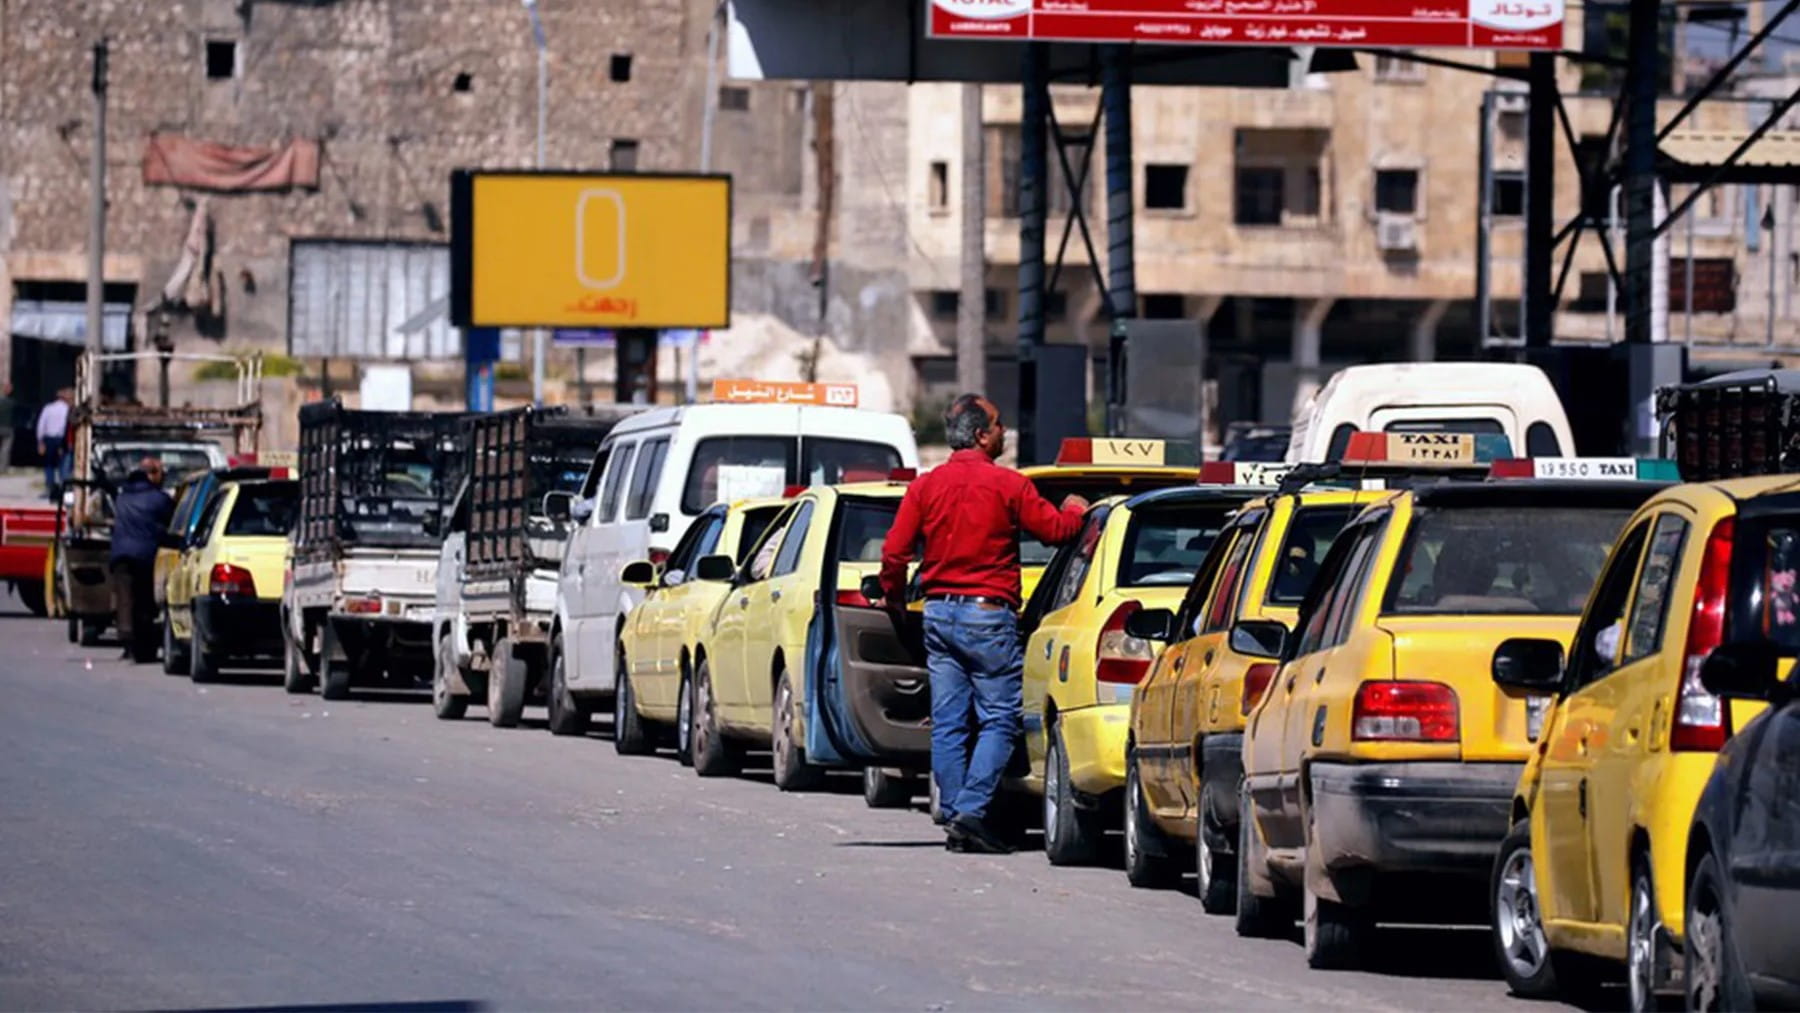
1673, 517, 1733, 752
1241, 662, 1278, 715
1352, 681, 1460, 742
836, 589, 871, 607
343, 595, 382, 615
647, 548, 671, 567
209, 563, 256, 597
1096, 601, 1154, 684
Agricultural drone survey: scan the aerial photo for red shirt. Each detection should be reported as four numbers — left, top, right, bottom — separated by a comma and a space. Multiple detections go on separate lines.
880, 449, 1086, 606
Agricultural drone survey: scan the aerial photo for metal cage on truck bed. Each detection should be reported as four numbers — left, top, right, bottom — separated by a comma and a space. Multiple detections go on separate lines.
295, 400, 468, 560
1657, 371, 1800, 480
463, 406, 613, 579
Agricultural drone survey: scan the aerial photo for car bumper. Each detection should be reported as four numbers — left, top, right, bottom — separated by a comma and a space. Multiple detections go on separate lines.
1060, 703, 1131, 798
194, 595, 284, 658
1309, 761, 1521, 875
1200, 733, 1245, 852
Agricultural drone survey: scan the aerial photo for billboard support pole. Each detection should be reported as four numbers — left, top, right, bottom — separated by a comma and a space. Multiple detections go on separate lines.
1101, 44, 1135, 436
1017, 43, 1049, 465
1524, 53, 1555, 350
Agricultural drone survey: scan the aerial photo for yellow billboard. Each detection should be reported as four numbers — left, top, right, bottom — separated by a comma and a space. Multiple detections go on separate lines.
450, 171, 730, 329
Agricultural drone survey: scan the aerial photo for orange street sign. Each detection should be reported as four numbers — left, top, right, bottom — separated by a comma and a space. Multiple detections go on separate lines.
711, 379, 859, 408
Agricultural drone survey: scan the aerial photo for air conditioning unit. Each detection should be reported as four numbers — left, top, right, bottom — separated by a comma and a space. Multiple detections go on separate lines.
1376, 213, 1419, 253
1494, 92, 1529, 114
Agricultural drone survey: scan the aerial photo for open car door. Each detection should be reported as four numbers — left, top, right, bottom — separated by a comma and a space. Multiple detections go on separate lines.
804, 493, 932, 767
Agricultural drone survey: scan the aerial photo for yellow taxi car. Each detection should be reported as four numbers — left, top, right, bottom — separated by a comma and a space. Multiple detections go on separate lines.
162, 475, 299, 682
1125, 478, 1372, 901
1017, 483, 1260, 865
1018, 439, 1202, 601
689, 481, 914, 789
1236, 435, 1670, 970
1486, 475, 1788, 1010
154, 465, 282, 626
615, 495, 788, 764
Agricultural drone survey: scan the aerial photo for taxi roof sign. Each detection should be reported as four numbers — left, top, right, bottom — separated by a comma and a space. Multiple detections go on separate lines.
711, 379, 859, 408
1055, 438, 1199, 468
1340, 431, 1513, 467
1489, 458, 1681, 482
1197, 461, 1294, 487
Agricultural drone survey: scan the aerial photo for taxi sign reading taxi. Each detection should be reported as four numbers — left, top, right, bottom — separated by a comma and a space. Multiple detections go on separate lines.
449, 170, 730, 330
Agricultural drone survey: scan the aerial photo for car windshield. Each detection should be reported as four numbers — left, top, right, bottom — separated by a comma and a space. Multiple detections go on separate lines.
682, 436, 903, 514
1117, 500, 1236, 587
1266, 505, 1360, 604
1385, 505, 1632, 615
96, 445, 218, 485
836, 499, 902, 563
1023, 474, 1193, 566
224, 481, 299, 537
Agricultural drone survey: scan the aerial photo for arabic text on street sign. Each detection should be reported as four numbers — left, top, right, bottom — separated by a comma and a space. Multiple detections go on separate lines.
711, 379, 861, 408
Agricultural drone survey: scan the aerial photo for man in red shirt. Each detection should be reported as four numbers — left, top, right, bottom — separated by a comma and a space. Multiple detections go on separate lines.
879, 394, 1087, 853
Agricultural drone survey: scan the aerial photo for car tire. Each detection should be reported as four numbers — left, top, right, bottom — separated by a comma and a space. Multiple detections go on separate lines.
1686, 851, 1754, 1013
188, 627, 218, 684
771, 668, 825, 791
487, 636, 527, 729
673, 668, 694, 766
162, 609, 190, 675
690, 656, 742, 777
67, 612, 78, 644
1123, 753, 1181, 889
613, 648, 654, 755
1235, 786, 1295, 939
1043, 722, 1102, 866
862, 767, 915, 809
432, 628, 468, 721
1627, 860, 1669, 1013
1197, 800, 1238, 915
79, 617, 103, 647
1303, 884, 1370, 970
318, 622, 351, 701
282, 627, 313, 695
17, 579, 47, 617
1492, 818, 1590, 1000
545, 637, 589, 737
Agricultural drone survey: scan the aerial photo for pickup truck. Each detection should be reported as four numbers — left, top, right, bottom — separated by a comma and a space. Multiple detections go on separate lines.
432, 406, 615, 726
283, 399, 466, 700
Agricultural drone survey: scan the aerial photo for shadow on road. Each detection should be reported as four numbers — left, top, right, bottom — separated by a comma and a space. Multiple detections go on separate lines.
341, 689, 431, 706
164, 1003, 488, 1013
1355, 925, 1501, 982
834, 839, 950, 849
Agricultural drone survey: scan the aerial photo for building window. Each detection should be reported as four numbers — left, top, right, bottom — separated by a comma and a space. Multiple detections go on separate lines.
1374, 169, 1420, 215
1144, 164, 1190, 211
1373, 51, 1425, 82
1493, 171, 1525, 217
984, 288, 1005, 321
1142, 293, 1186, 319
929, 161, 949, 211
610, 139, 639, 172
1235, 167, 1285, 225
1234, 128, 1329, 227
609, 53, 633, 83
719, 86, 750, 112
452, 71, 473, 94
929, 290, 959, 320
205, 39, 238, 81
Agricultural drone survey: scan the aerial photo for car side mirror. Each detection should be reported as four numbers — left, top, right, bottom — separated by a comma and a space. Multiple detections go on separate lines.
1230, 619, 1289, 659
649, 512, 670, 533
570, 498, 595, 523
1699, 641, 1786, 702
860, 574, 886, 603
694, 554, 736, 583
1125, 608, 1177, 643
1492, 637, 1565, 693
619, 560, 658, 586
543, 491, 573, 522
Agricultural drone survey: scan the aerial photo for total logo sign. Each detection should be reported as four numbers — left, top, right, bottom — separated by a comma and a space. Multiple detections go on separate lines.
932, 0, 1029, 18
930, 0, 1029, 35
1471, 0, 1564, 31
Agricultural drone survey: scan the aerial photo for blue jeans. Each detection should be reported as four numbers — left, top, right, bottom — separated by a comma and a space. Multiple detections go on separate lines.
924, 599, 1023, 823
41, 436, 65, 500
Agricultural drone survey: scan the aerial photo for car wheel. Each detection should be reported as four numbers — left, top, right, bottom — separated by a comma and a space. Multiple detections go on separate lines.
545, 637, 589, 737
862, 767, 915, 809
771, 668, 825, 791
432, 629, 468, 721
673, 668, 694, 766
318, 622, 351, 701
613, 647, 653, 755
162, 609, 189, 675
188, 626, 218, 684
79, 617, 103, 647
1492, 819, 1565, 997
1628, 860, 1668, 1013
1197, 796, 1238, 915
1303, 883, 1371, 970
1043, 721, 1101, 866
487, 636, 527, 728
67, 612, 78, 644
1123, 753, 1181, 889
17, 579, 47, 617
1235, 785, 1295, 939
1686, 851, 1753, 1013
282, 626, 314, 695
690, 656, 741, 777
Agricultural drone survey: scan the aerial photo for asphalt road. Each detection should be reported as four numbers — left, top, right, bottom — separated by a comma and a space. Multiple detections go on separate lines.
0, 590, 1577, 1012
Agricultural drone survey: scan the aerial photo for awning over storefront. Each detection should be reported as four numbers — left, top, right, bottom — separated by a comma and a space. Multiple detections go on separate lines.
8, 300, 131, 351
1660, 129, 1800, 185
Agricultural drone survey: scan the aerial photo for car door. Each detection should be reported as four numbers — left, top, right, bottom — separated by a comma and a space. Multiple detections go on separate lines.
433, 483, 470, 666
709, 502, 795, 727
579, 439, 636, 685
739, 497, 817, 732
558, 442, 610, 680
1173, 517, 1263, 812
1731, 693, 1800, 987
632, 509, 722, 713
177, 487, 233, 630
1022, 507, 1110, 776
1535, 518, 1652, 928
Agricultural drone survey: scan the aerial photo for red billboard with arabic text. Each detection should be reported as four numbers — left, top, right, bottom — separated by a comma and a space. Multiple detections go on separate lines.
926, 0, 1564, 51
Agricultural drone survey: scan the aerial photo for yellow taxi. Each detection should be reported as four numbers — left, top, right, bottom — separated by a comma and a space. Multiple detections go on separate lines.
1486, 475, 1788, 1010
162, 475, 299, 682
1018, 439, 1202, 601
1236, 434, 1670, 970
1017, 483, 1260, 865
1125, 478, 1373, 902
689, 481, 913, 789
614, 496, 789, 764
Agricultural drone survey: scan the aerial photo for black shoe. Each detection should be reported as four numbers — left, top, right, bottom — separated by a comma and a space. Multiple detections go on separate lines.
950, 814, 1014, 855
118, 648, 134, 661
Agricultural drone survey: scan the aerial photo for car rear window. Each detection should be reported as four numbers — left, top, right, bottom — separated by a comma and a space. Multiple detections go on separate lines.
1022, 474, 1193, 566
224, 481, 299, 537
836, 499, 902, 563
804, 439, 901, 486
1116, 501, 1236, 588
1383, 418, 1506, 436
1385, 505, 1632, 615
1266, 505, 1360, 605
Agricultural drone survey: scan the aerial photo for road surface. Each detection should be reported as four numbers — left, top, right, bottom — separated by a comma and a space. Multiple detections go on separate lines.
0, 589, 1581, 1012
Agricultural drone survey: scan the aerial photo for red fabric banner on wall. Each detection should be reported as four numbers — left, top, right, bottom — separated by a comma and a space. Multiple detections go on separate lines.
142, 134, 320, 192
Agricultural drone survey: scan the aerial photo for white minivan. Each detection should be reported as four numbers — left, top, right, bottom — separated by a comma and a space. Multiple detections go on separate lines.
1286, 362, 1575, 463
552, 402, 918, 730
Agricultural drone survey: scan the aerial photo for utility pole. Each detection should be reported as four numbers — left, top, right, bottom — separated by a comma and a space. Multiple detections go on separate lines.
85, 38, 109, 408
956, 84, 985, 396
522, 0, 548, 407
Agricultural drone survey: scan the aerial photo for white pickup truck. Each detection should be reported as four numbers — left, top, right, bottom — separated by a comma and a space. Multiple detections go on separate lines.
282, 399, 466, 700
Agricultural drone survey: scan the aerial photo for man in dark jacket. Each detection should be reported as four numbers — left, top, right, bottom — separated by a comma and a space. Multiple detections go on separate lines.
110, 458, 174, 663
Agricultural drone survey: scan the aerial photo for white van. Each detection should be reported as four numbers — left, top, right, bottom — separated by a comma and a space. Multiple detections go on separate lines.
552, 401, 918, 727
1286, 362, 1574, 463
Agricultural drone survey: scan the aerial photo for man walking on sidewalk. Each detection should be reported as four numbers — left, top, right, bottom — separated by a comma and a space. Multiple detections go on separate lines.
879, 394, 1087, 853
36, 387, 72, 501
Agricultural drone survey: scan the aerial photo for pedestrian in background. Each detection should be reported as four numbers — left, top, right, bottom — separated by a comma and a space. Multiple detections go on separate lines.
109, 457, 173, 663
878, 394, 1088, 854
0, 381, 16, 470
36, 386, 72, 500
